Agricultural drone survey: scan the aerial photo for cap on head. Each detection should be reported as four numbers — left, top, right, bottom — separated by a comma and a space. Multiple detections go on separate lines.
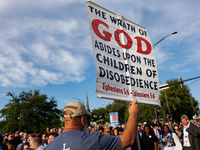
63, 101, 91, 118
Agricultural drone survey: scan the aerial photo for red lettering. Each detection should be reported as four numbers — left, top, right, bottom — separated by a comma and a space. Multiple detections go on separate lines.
92, 19, 112, 41
114, 29, 133, 49
91, 19, 152, 55
134, 36, 152, 55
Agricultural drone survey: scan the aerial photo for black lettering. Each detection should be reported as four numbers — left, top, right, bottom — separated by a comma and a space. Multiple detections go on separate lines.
131, 26, 135, 32
112, 48, 117, 57
103, 56, 109, 65
107, 45, 112, 54
139, 29, 144, 35
152, 59, 155, 67
102, 11, 106, 19
114, 73, 120, 82
96, 53, 102, 63
113, 59, 118, 69
153, 70, 157, 78
109, 70, 114, 80
124, 64, 129, 72
146, 69, 152, 77
99, 67, 105, 77
118, 19, 122, 26
95, 40, 99, 49
110, 58, 113, 67
99, 42, 104, 51
154, 82, 158, 90
139, 79, 143, 88
122, 22, 127, 29
117, 50, 120, 57
131, 77, 135, 86
110, 16, 117, 24
118, 62, 124, 70
120, 75, 125, 84
88, 6, 94, 13
106, 69, 109, 79
95, 9, 101, 17
126, 23, 130, 30
125, 76, 130, 85
144, 80, 149, 89
137, 67, 142, 75
149, 81, 153, 89
130, 66, 135, 74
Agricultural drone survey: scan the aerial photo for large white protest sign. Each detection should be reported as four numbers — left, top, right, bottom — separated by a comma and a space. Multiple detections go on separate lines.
86, 0, 160, 105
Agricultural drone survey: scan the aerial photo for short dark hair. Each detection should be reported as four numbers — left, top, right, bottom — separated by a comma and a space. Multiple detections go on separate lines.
153, 123, 158, 127
48, 132, 58, 138
32, 137, 42, 146
99, 127, 104, 132
118, 128, 124, 132
144, 124, 153, 133
20, 142, 29, 150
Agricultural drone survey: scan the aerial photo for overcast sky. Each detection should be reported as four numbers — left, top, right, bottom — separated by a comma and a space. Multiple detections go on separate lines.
0, 0, 200, 113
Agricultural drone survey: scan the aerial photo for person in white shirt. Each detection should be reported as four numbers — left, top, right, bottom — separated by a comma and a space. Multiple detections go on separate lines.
161, 125, 182, 150
175, 115, 200, 150
153, 123, 162, 150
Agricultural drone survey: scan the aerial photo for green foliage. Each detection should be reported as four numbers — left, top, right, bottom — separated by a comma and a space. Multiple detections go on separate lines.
159, 79, 199, 121
138, 104, 155, 123
0, 90, 62, 133
90, 107, 109, 126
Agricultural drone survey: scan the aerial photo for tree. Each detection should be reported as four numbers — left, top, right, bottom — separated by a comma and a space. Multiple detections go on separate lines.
159, 79, 199, 122
90, 107, 109, 126
138, 104, 155, 123
0, 90, 62, 133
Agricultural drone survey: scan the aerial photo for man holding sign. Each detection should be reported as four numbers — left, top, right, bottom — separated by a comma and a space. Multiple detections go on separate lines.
44, 99, 139, 150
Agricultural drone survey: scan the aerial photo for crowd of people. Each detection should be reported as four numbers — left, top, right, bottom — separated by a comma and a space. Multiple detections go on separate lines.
87, 116, 200, 150
0, 127, 62, 150
0, 100, 200, 150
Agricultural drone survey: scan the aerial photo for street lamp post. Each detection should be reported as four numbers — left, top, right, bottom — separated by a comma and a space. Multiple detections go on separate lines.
153, 31, 177, 48
153, 31, 178, 122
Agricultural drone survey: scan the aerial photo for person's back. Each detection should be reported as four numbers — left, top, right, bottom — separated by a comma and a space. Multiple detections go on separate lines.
45, 129, 120, 150
44, 100, 139, 150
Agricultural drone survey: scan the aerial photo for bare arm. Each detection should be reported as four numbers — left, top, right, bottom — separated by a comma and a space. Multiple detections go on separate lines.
154, 142, 158, 150
119, 99, 139, 150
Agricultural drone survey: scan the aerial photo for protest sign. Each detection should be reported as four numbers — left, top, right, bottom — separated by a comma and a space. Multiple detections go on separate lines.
109, 112, 119, 128
86, 0, 160, 105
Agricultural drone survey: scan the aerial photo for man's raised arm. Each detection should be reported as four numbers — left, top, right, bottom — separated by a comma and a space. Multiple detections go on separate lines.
119, 99, 139, 150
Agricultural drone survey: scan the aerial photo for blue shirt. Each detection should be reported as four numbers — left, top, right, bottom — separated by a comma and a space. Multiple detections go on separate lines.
36, 145, 44, 150
44, 130, 121, 150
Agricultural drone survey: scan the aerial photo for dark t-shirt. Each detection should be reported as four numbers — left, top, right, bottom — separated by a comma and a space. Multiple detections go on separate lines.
44, 129, 121, 150
142, 132, 158, 150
